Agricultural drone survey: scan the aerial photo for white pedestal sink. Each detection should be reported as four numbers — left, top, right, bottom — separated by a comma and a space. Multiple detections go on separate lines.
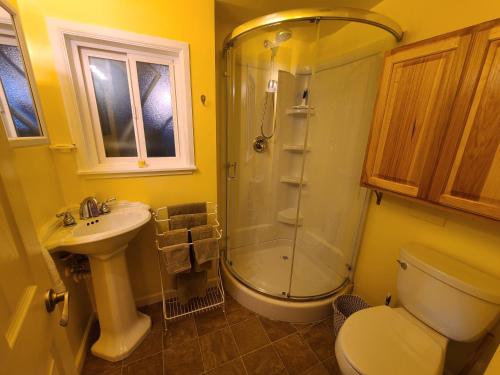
45, 201, 152, 361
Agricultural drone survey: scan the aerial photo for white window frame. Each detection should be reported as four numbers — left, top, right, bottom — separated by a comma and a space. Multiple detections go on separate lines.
47, 18, 195, 177
0, 7, 49, 148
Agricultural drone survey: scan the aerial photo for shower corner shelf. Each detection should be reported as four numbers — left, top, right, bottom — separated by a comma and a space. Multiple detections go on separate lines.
282, 144, 310, 152
285, 106, 315, 116
279, 176, 308, 185
277, 208, 303, 226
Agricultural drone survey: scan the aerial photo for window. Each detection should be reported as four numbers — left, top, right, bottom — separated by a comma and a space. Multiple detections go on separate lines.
0, 5, 48, 147
48, 20, 195, 176
0, 37, 41, 138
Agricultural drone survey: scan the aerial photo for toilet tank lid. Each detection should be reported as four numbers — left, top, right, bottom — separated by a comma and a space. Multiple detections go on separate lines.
400, 243, 500, 304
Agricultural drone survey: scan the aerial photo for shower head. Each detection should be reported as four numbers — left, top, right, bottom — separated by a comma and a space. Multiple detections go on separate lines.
264, 29, 293, 49
275, 30, 292, 43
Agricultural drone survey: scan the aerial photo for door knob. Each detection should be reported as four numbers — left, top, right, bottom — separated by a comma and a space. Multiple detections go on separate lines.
45, 289, 69, 327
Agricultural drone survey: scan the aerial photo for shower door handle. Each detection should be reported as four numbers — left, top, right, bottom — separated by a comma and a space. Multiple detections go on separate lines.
227, 162, 237, 180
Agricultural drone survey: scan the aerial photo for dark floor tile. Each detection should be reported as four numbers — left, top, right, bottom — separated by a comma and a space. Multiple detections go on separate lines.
299, 320, 335, 360
258, 316, 297, 341
163, 338, 204, 375
138, 301, 162, 315
194, 308, 227, 336
123, 352, 162, 375
123, 328, 162, 365
88, 320, 101, 344
163, 315, 197, 348
231, 317, 270, 355
302, 363, 331, 375
291, 322, 315, 331
200, 327, 239, 370
205, 358, 246, 375
225, 295, 255, 325
242, 345, 285, 375
322, 356, 341, 375
139, 302, 165, 333
82, 353, 122, 375
273, 333, 318, 375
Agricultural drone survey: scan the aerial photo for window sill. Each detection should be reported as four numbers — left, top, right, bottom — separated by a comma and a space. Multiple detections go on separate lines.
77, 165, 197, 179
9, 136, 50, 148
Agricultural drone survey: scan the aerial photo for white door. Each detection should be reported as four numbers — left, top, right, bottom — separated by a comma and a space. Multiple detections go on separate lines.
0, 130, 77, 374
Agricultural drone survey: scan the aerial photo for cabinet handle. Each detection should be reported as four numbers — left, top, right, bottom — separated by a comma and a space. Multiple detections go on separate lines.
396, 259, 407, 270
227, 162, 237, 179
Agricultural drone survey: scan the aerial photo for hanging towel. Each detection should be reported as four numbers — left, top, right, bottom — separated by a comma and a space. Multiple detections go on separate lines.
167, 202, 207, 217
41, 247, 66, 294
193, 237, 219, 269
190, 225, 214, 241
170, 213, 208, 230
158, 228, 188, 247
176, 269, 207, 305
160, 243, 191, 274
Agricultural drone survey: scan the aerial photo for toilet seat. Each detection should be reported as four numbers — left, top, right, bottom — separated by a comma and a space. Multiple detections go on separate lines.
336, 306, 445, 375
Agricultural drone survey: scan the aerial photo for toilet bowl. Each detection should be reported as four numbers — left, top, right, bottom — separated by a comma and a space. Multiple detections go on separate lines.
335, 243, 500, 375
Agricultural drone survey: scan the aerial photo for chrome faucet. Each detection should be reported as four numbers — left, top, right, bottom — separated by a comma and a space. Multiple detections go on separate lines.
79, 196, 100, 219
79, 196, 116, 219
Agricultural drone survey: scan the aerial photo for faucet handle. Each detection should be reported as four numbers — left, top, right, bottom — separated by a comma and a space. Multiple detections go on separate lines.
99, 197, 116, 214
56, 210, 76, 227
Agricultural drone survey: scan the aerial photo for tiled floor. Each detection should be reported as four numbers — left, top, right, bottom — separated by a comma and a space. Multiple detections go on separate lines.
82, 295, 341, 375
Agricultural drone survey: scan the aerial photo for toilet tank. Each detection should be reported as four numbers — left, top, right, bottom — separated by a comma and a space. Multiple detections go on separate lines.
397, 243, 500, 342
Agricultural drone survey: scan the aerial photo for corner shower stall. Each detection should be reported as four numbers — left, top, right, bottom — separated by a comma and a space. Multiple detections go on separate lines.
222, 9, 402, 321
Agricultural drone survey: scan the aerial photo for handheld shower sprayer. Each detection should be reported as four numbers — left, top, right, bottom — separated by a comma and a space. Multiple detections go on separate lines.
253, 29, 293, 153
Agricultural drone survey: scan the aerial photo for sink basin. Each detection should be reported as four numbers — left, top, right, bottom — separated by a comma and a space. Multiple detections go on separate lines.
44, 201, 152, 362
45, 201, 151, 257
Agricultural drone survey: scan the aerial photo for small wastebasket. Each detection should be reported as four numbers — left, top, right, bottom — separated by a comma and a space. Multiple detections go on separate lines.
333, 294, 371, 337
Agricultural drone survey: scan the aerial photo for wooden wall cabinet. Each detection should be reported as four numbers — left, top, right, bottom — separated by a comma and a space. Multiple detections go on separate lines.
363, 20, 500, 220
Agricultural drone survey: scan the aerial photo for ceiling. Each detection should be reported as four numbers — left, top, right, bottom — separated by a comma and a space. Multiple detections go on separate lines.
215, 0, 383, 25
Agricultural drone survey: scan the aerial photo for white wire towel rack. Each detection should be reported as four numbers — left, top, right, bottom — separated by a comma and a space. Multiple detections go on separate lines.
152, 203, 225, 329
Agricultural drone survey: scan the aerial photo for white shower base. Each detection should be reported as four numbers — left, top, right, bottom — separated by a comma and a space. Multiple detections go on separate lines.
228, 239, 345, 297
222, 238, 352, 322
222, 260, 352, 322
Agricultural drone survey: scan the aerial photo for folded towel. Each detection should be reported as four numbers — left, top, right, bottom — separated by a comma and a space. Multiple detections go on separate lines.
170, 213, 208, 230
176, 270, 207, 305
160, 243, 191, 274
158, 228, 188, 247
193, 237, 219, 266
168, 202, 207, 217
190, 225, 214, 241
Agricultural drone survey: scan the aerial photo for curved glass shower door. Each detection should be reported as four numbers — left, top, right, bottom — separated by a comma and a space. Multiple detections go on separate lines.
225, 16, 397, 299
226, 21, 319, 298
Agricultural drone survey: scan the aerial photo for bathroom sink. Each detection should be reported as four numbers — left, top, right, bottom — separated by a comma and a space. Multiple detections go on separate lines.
44, 201, 152, 362
45, 201, 151, 256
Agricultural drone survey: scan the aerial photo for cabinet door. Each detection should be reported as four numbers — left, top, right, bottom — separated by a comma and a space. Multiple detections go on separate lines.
363, 32, 472, 197
437, 24, 500, 219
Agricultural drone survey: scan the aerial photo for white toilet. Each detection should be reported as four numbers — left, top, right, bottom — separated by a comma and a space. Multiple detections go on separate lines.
335, 243, 500, 375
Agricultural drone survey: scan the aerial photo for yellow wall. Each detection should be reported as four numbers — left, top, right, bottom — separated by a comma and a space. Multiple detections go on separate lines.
16, 0, 217, 209
354, 0, 500, 305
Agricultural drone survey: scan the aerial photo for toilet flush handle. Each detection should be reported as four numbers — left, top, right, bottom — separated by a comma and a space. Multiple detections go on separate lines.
396, 259, 407, 270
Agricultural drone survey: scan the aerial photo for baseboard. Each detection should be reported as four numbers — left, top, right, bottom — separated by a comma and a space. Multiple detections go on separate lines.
75, 312, 96, 373
135, 291, 163, 307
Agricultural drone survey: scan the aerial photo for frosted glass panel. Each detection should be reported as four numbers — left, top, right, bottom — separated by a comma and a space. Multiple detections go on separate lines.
89, 56, 137, 157
0, 44, 41, 137
136, 61, 175, 157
